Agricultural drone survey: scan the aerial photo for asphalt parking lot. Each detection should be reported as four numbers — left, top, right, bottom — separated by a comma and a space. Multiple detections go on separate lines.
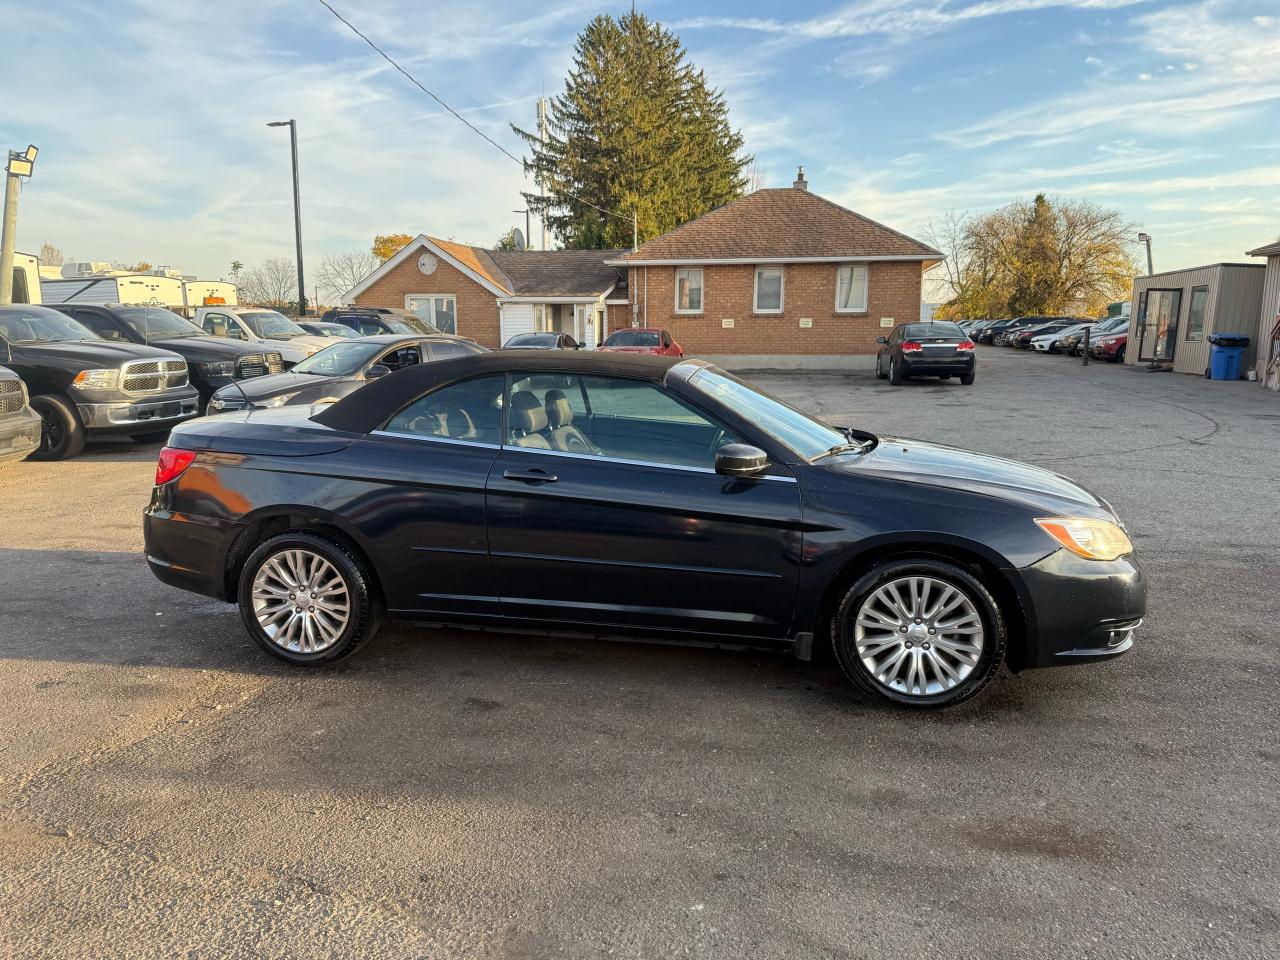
2, 347, 1278, 959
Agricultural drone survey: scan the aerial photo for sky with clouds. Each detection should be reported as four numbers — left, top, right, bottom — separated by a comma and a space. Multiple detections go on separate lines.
5, 0, 1277, 289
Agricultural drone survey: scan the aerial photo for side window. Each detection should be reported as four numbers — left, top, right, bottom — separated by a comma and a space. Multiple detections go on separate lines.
379, 345, 421, 371
383, 374, 504, 445
428, 340, 478, 360
73, 310, 125, 341
580, 375, 737, 469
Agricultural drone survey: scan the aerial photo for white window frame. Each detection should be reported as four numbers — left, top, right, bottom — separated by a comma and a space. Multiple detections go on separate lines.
834, 264, 869, 314
754, 266, 784, 314
674, 267, 704, 314
405, 293, 457, 334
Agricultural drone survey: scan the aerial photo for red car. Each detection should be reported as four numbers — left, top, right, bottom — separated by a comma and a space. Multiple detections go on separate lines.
1090, 333, 1127, 363
599, 327, 682, 356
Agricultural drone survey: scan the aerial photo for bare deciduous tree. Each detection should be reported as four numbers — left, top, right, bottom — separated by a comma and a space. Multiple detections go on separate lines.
239, 257, 299, 311
925, 195, 1138, 319
39, 242, 64, 267
317, 250, 381, 304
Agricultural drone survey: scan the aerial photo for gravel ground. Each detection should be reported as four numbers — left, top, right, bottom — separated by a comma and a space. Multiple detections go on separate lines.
1, 347, 1277, 959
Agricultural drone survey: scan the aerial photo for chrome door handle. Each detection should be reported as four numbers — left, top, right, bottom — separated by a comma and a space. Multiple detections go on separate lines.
503, 468, 558, 484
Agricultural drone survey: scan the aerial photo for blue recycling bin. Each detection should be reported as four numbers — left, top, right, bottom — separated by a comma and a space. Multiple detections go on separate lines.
1206, 333, 1249, 380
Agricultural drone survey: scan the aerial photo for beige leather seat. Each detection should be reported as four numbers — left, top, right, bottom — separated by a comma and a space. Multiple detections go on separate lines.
543, 389, 599, 454
509, 391, 551, 448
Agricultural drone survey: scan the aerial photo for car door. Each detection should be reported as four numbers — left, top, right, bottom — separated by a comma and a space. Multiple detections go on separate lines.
485, 372, 803, 641
350, 373, 506, 618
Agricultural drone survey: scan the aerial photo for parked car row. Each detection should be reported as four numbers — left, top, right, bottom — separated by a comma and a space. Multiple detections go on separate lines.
501, 327, 684, 356
957, 315, 1129, 363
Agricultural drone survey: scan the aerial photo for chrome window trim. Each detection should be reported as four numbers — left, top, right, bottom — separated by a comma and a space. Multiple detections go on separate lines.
371, 429, 502, 450
369, 428, 797, 482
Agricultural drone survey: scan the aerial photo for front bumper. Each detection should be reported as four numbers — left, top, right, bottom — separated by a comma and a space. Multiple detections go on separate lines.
0, 407, 42, 464
77, 390, 200, 433
1013, 549, 1146, 669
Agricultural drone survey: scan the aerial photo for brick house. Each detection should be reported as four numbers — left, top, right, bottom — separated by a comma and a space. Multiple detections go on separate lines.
604, 170, 942, 368
346, 171, 941, 366
346, 237, 625, 349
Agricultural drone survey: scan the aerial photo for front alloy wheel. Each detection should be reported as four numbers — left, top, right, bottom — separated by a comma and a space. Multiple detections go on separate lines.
238, 532, 381, 664
832, 560, 1005, 708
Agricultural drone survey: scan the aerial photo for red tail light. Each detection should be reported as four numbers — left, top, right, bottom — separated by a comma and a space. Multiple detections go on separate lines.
901, 341, 923, 353
958, 340, 975, 351
155, 447, 196, 485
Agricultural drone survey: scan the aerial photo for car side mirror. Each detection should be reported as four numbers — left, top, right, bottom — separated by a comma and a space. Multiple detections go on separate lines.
875, 336, 888, 344
365, 363, 392, 380
715, 443, 768, 478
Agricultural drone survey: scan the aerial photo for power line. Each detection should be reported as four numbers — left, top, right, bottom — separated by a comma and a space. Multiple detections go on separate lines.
315, 0, 634, 226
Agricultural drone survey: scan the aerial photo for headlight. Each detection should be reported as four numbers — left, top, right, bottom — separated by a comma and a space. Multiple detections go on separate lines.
196, 360, 236, 377
1035, 517, 1133, 561
254, 393, 296, 408
72, 368, 119, 390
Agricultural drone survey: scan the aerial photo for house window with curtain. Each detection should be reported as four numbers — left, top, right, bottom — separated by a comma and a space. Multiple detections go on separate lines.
754, 267, 784, 313
1185, 285, 1209, 341
675, 268, 703, 313
835, 264, 868, 313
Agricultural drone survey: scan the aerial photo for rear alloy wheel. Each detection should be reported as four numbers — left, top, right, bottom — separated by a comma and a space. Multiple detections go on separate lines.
238, 532, 381, 664
29, 394, 87, 461
831, 559, 1005, 708
889, 356, 904, 385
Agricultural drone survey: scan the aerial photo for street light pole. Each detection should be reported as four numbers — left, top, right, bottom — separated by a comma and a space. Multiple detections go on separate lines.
1137, 232, 1153, 276
267, 120, 306, 316
0, 145, 38, 306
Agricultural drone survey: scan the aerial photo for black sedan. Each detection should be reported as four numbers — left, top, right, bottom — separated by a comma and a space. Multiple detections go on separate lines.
504, 332, 580, 350
144, 353, 1144, 709
207, 334, 486, 412
875, 321, 976, 385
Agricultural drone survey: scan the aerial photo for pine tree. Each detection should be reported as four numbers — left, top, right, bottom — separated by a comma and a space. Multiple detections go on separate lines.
513, 13, 749, 250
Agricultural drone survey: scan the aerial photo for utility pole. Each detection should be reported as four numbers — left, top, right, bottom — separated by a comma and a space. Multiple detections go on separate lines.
0, 145, 37, 305
267, 120, 307, 316
632, 212, 638, 252
1138, 232, 1153, 276
537, 97, 548, 251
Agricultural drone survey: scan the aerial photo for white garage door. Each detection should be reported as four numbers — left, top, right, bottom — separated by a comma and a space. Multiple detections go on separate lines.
500, 302, 535, 346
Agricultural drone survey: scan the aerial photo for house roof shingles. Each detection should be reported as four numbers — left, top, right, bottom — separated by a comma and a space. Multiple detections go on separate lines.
485, 248, 625, 297
614, 187, 942, 263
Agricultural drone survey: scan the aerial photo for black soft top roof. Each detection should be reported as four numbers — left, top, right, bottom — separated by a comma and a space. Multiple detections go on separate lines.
313, 349, 686, 434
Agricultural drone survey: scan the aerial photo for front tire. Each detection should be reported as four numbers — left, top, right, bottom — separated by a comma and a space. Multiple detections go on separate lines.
29, 394, 87, 461
238, 532, 382, 664
830, 559, 1006, 708
875, 356, 888, 380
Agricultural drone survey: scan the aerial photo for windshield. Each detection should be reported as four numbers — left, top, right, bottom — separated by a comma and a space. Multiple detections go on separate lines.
0, 305, 98, 344
304, 322, 360, 339
508, 333, 557, 347
689, 367, 849, 461
606, 331, 660, 347
239, 311, 307, 340
117, 306, 204, 341
293, 340, 384, 376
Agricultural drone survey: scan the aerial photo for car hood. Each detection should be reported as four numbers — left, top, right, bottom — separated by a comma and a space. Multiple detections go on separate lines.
148, 336, 261, 362
213, 370, 341, 402
827, 435, 1114, 516
13, 340, 182, 367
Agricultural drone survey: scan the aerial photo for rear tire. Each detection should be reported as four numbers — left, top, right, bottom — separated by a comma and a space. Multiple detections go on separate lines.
28, 394, 87, 461
889, 357, 904, 385
237, 532, 382, 665
830, 558, 1006, 709
960, 370, 976, 385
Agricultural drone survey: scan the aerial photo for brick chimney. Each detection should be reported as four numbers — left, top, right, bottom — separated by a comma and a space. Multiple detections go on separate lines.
792, 165, 808, 190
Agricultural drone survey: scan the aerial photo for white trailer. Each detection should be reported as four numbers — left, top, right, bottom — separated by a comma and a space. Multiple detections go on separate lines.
181, 280, 238, 311
9, 252, 41, 304
40, 274, 185, 308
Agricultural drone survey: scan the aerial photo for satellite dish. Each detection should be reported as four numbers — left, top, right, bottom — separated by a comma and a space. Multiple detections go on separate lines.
512, 227, 526, 250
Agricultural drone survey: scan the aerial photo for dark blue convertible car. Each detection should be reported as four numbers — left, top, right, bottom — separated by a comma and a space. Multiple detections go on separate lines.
144, 352, 1144, 708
